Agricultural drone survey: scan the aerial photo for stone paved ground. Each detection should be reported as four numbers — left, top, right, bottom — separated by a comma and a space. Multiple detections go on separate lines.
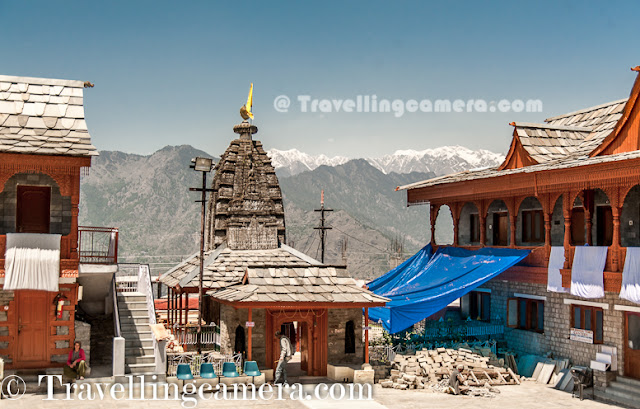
0, 380, 621, 409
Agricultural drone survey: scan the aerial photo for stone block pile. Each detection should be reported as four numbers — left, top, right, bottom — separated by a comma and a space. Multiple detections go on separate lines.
380, 347, 521, 393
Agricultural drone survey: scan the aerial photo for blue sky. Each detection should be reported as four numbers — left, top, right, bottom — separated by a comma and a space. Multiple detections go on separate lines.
1, 1, 638, 158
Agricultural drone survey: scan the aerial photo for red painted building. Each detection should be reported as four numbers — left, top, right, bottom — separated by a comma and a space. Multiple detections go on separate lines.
399, 67, 640, 399
0, 74, 117, 369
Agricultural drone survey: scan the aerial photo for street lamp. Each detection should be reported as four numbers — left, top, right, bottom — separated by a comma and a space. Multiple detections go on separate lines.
189, 157, 214, 353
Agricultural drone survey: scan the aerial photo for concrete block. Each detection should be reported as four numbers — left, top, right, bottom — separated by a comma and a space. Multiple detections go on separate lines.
220, 375, 251, 386
354, 369, 375, 384
262, 369, 273, 382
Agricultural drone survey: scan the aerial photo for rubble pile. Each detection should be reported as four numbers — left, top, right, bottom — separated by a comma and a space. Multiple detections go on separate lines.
379, 347, 521, 394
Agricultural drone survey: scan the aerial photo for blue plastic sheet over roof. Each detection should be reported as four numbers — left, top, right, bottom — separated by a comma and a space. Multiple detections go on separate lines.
367, 245, 530, 334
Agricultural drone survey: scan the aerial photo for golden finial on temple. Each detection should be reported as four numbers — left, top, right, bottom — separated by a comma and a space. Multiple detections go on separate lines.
240, 83, 254, 120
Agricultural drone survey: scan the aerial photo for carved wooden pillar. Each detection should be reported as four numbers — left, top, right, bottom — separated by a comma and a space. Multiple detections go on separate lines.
509, 212, 517, 248
479, 214, 487, 248
584, 190, 593, 246
429, 204, 440, 246
563, 194, 573, 269
453, 211, 460, 247
608, 186, 622, 272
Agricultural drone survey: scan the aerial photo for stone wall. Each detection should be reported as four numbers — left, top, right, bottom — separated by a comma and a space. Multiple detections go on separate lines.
459, 202, 479, 246
550, 195, 565, 246
219, 305, 266, 368
621, 185, 640, 247
0, 172, 72, 235
328, 308, 363, 365
480, 279, 633, 375
74, 320, 91, 366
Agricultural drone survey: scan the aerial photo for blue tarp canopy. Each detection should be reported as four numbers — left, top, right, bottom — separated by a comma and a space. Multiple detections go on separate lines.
367, 245, 530, 334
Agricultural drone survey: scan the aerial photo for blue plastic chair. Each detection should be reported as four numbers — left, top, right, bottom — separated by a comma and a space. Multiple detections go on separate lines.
222, 362, 239, 378
200, 363, 216, 379
176, 364, 194, 380
243, 361, 261, 376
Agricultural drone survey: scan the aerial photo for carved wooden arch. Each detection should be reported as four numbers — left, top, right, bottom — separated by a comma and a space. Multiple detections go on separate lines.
620, 183, 639, 206
485, 198, 510, 217
548, 192, 564, 215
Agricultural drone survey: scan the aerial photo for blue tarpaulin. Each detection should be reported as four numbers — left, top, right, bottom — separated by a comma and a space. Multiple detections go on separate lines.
367, 245, 530, 334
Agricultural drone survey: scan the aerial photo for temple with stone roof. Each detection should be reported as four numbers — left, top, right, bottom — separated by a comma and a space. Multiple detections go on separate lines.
160, 117, 387, 378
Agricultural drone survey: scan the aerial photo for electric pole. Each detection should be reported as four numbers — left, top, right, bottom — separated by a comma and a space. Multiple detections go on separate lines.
314, 190, 333, 263
189, 157, 214, 354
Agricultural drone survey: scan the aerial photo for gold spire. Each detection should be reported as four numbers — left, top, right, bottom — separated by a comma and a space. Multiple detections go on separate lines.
240, 83, 254, 120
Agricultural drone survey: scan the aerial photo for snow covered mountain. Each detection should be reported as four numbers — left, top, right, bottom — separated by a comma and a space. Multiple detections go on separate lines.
267, 149, 350, 177
268, 146, 505, 177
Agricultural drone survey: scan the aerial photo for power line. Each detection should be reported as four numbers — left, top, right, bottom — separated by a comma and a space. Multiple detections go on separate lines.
332, 226, 387, 253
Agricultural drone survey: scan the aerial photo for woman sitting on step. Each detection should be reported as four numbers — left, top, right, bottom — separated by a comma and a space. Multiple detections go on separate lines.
64, 341, 87, 380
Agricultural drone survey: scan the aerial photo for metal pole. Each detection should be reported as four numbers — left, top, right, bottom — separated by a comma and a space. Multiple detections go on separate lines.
197, 171, 207, 354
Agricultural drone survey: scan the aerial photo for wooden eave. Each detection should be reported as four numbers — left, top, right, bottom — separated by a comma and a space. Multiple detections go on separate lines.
590, 67, 640, 157
407, 155, 640, 206
497, 125, 539, 170
212, 299, 387, 309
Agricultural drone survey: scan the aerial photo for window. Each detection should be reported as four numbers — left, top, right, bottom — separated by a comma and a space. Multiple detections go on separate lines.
571, 305, 603, 344
345, 321, 356, 353
522, 209, 544, 243
507, 297, 544, 333
461, 291, 491, 321
469, 213, 480, 243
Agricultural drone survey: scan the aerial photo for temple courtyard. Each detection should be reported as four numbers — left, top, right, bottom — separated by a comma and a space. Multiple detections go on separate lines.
0, 381, 621, 409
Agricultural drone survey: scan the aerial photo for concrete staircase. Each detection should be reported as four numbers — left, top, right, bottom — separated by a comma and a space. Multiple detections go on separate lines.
596, 376, 640, 408
117, 291, 157, 375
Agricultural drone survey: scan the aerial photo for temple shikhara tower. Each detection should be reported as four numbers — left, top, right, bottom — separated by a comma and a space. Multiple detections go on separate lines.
205, 120, 286, 251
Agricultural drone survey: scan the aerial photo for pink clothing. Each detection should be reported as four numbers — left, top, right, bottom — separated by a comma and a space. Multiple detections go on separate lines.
67, 348, 86, 366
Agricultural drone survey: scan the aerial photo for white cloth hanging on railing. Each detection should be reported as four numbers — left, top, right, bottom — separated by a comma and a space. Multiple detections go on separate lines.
570, 246, 608, 299
621, 247, 640, 304
547, 246, 569, 293
3, 233, 60, 291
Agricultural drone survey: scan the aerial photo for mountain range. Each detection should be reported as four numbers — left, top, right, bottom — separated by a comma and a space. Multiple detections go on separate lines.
79, 144, 502, 279
268, 146, 504, 177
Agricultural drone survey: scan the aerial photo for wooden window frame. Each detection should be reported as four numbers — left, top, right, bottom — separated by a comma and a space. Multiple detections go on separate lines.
522, 209, 544, 244
570, 304, 604, 344
465, 291, 491, 322
507, 297, 544, 333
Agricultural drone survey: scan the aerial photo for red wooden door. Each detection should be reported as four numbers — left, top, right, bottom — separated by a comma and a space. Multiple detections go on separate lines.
16, 291, 49, 367
571, 208, 585, 245
625, 312, 640, 379
16, 185, 51, 233
493, 213, 508, 246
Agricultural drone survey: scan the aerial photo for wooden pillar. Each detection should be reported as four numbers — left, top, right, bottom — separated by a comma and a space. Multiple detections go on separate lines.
544, 211, 552, 248
364, 307, 369, 364
612, 205, 621, 271
429, 204, 439, 246
178, 291, 183, 325
479, 215, 487, 247
509, 213, 517, 248
168, 288, 172, 326
584, 191, 593, 246
563, 194, 572, 269
184, 293, 189, 324
248, 308, 253, 361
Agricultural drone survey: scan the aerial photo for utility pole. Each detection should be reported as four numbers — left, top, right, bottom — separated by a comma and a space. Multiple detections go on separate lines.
189, 157, 214, 354
314, 190, 333, 263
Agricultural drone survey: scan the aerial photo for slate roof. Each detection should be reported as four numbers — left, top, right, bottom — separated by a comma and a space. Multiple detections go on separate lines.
513, 122, 591, 163
209, 267, 388, 304
398, 97, 632, 191
159, 244, 388, 305
0, 74, 98, 156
